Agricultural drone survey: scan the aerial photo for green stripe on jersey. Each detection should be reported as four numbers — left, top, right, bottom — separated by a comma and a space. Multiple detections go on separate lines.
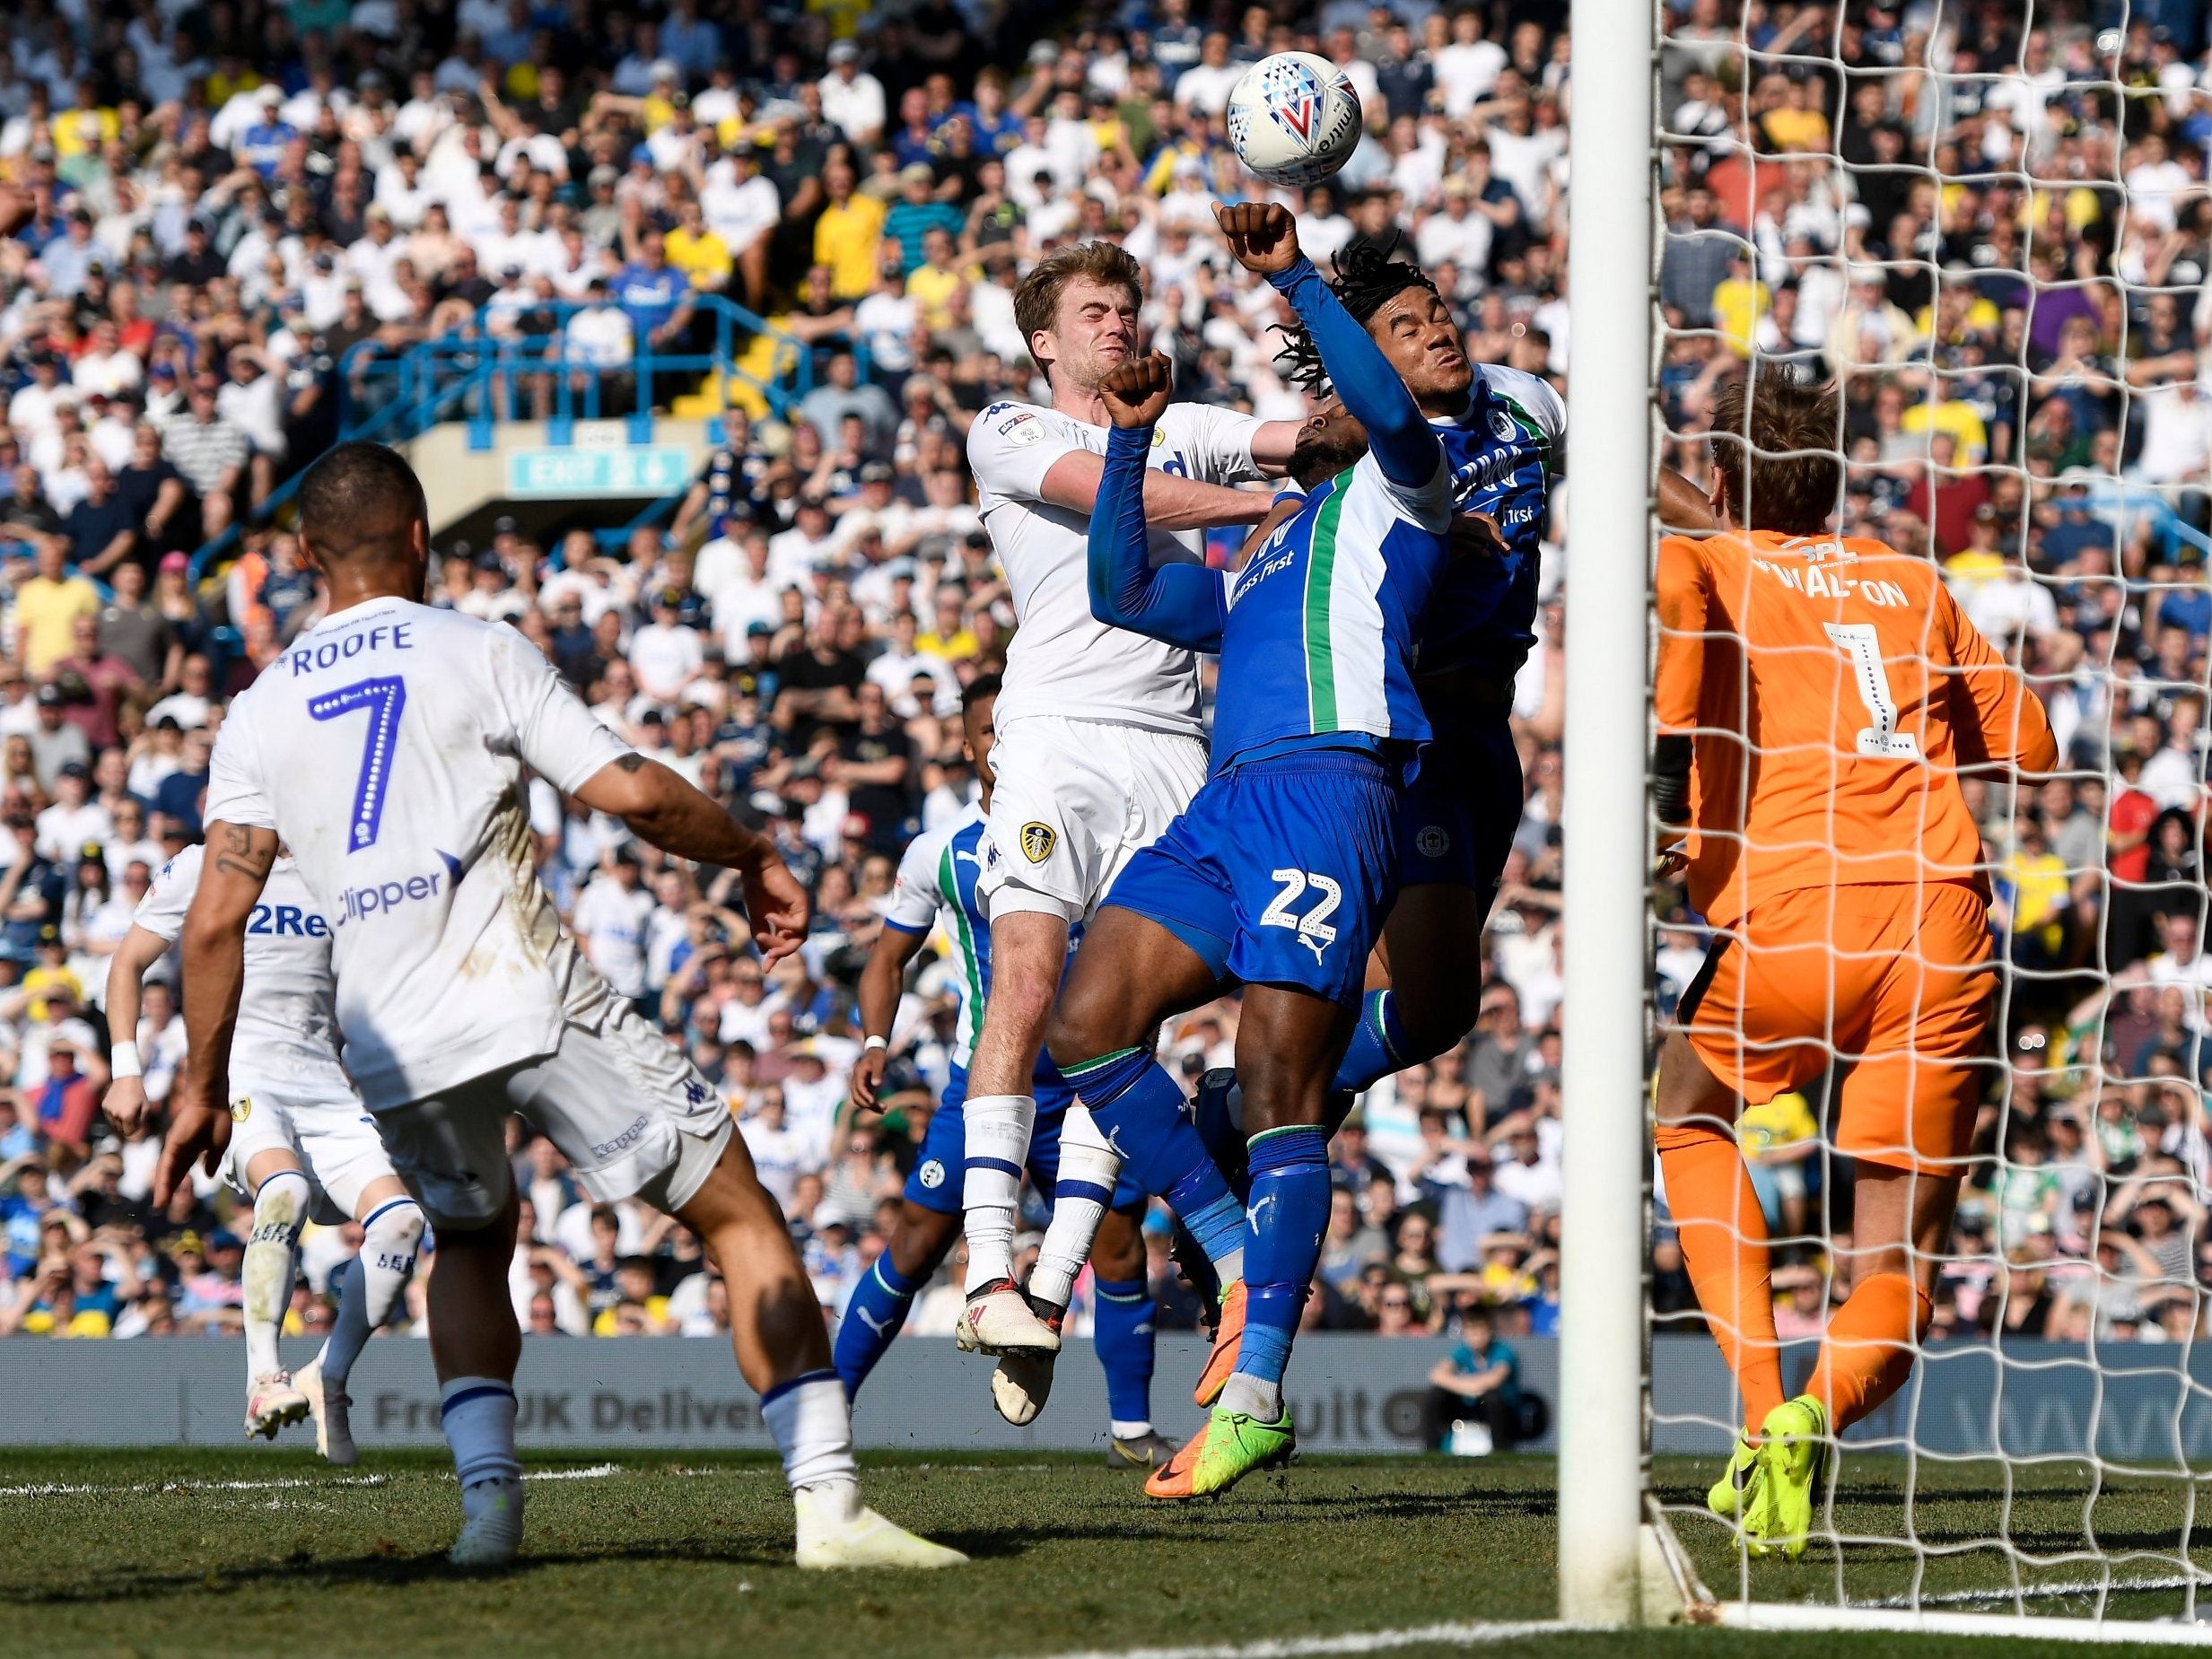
1492, 393, 1552, 460
1303, 475, 1350, 729
938, 844, 985, 1017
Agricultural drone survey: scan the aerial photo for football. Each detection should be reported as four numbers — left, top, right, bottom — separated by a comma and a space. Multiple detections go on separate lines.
1226, 50, 1363, 189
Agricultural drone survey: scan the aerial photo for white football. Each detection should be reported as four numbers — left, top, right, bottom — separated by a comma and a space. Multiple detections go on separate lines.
1226, 51, 1363, 190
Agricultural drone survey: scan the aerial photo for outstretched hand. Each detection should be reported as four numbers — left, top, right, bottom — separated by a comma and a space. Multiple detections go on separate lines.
1099, 352, 1175, 429
1214, 201, 1301, 275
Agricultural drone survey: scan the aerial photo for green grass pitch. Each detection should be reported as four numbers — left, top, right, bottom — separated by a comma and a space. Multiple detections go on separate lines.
2, 1447, 2209, 1656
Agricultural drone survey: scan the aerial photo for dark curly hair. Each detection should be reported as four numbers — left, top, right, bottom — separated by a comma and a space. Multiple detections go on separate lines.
1272, 231, 1444, 397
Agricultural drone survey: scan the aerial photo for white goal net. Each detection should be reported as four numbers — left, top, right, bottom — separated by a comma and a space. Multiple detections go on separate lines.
1590, 0, 2212, 1636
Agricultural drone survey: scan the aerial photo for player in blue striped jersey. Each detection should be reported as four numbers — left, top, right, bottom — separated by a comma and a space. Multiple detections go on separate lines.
1192, 245, 1714, 1200
1042, 202, 1460, 1497
834, 677, 1170, 1469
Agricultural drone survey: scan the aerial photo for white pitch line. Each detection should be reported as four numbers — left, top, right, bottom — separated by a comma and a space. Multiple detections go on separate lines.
1867, 1571, 2212, 1611
0, 1463, 624, 1499
1019, 1621, 1584, 1659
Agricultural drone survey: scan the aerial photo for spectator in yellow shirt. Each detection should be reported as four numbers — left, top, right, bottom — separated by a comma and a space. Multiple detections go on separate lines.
14, 537, 101, 677
665, 199, 733, 293
1709, 249, 1771, 360
903, 228, 966, 331
814, 161, 886, 301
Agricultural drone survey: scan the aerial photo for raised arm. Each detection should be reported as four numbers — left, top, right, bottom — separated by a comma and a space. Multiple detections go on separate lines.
1216, 202, 1438, 490
1085, 353, 1229, 652
1036, 449, 1270, 531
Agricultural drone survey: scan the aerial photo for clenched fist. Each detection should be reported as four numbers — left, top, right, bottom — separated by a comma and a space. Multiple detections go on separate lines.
1099, 352, 1175, 429
1214, 201, 1301, 275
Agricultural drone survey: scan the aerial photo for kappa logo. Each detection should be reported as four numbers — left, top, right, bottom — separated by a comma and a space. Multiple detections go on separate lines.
918, 1157, 946, 1190
1019, 822, 1057, 863
683, 1078, 710, 1106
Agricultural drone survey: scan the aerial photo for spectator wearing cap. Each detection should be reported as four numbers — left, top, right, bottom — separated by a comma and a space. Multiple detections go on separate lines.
817, 41, 886, 147
882, 162, 964, 275
631, 585, 706, 703
26, 684, 91, 790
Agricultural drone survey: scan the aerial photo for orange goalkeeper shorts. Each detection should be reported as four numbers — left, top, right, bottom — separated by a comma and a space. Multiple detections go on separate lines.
1675, 881, 1994, 1173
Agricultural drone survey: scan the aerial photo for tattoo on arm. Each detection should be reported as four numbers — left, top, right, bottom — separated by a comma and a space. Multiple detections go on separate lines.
613, 754, 650, 773
213, 824, 276, 881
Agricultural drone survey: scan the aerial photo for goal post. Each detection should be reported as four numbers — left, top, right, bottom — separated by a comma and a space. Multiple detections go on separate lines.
1555, 0, 2212, 1641
1556, 0, 1659, 1627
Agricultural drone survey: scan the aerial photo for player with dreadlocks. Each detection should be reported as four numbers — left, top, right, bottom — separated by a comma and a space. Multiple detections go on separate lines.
1177, 230, 1714, 1396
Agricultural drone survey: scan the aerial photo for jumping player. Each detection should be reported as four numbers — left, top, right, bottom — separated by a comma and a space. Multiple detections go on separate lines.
1051, 201, 1456, 1498
156, 442, 959, 1572
836, 675, 1173, 1469
105, 843, 423, 1463
1653, 377, 2056, 1556
955, 240, 1300, 1358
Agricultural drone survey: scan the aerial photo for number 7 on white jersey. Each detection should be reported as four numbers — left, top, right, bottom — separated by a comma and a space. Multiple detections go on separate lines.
309, 676, 408, 851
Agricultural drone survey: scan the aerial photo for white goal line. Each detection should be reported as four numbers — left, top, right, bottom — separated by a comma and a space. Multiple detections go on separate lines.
1018, 1623, 1587, 1659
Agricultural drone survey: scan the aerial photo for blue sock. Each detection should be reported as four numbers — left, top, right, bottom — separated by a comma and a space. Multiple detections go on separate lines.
833, 1254, 922, 1401
1092, 1276, 1157, 1435
1331, 991, 1411, 1096
1226, 1124, 1332, 1417
1062, 1047, 1246, 1279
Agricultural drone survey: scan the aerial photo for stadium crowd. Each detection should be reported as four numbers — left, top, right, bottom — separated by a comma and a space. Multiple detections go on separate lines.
3, 0, 2212, 1381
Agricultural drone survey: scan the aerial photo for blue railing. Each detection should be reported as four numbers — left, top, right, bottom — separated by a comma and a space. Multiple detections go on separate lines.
188, 293, 807, 580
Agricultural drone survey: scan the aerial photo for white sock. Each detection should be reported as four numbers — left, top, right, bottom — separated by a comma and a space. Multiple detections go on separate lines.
243, 1170, 310, 1382
317, 1198, 424, 1391
1029, 1105, 1117, 1312
960, 1094, 1035, 1293
1111, 1418, 1153, 1440
762, 1369, 858, 1493
1221, 1373, 1281, 1421
440, 1375, 521, 1489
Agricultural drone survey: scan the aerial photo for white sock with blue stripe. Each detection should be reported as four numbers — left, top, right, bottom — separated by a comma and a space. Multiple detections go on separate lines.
762, 1369, 858, 1495
960, 1094, 1034, 1294
318, 1196, 424, 1392
440, 1375, 521, 1489
1029, 1105, 1119, 1313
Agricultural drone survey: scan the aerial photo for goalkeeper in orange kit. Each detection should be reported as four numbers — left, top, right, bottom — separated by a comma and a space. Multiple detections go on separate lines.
1652, 376, 2057, 1557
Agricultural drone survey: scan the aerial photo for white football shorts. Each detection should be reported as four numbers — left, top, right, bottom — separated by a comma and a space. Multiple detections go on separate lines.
221, 1086, 397, 1227
978, 715, 1209, 925
374, 989, 732, 1229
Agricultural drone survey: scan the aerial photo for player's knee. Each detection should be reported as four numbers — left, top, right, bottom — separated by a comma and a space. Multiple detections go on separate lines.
366, 1199, 426, 1262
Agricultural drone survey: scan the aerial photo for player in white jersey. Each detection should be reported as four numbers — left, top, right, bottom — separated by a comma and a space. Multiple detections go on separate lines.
155, 443, 958, 1573
104, 844, 420, 1462
955, 240, 1303, 1353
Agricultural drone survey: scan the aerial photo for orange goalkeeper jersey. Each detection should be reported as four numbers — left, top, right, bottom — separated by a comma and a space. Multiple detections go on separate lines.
1655, 528, 2058, 930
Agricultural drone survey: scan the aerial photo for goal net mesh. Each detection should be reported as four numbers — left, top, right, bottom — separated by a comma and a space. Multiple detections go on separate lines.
1645, 0, 2212, 1623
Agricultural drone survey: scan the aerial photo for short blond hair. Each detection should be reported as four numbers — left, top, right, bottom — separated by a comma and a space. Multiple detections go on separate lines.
1012, 241, 1143, 375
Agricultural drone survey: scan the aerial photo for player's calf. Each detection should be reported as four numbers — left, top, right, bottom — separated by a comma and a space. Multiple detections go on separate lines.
241, 1167, 311, 1436
302, 1192, 424, 1464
